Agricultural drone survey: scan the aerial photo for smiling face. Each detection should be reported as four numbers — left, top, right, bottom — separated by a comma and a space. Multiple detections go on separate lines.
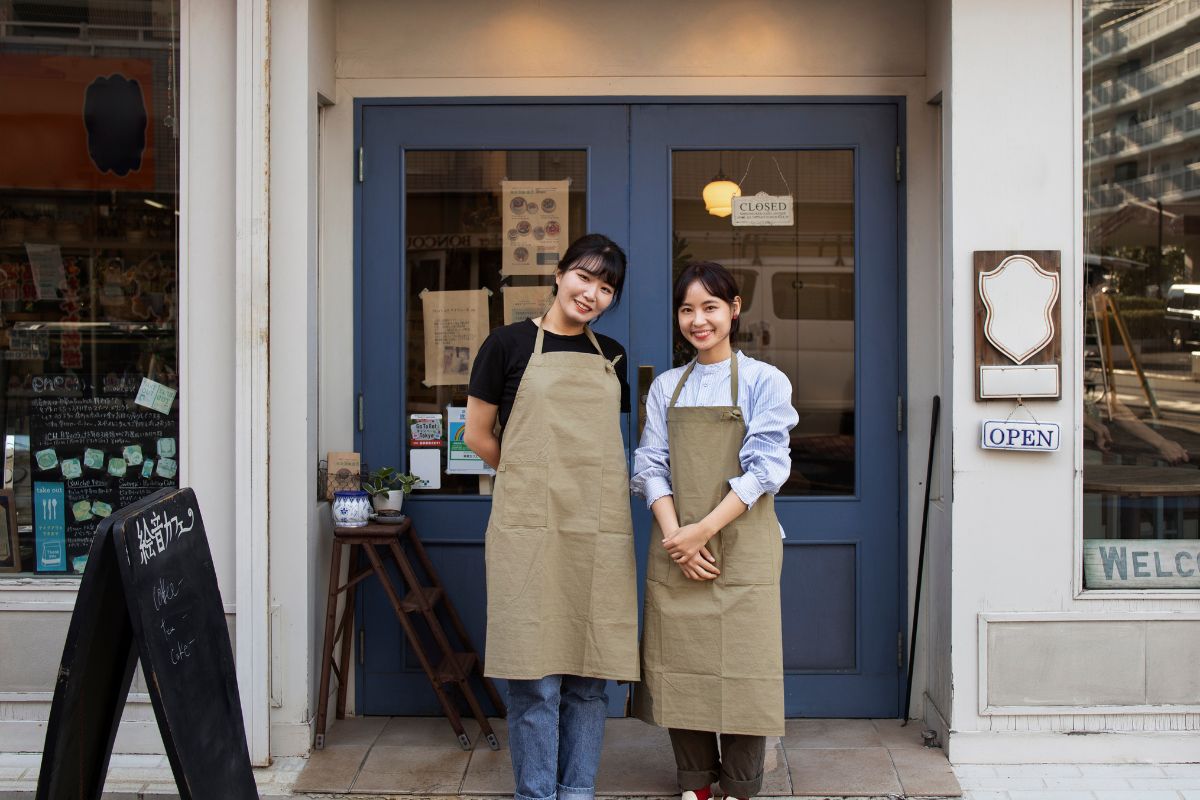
677, 279, 741, 361
553, 264, 616, 325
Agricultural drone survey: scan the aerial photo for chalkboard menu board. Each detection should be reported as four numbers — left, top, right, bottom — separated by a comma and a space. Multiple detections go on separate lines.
29, 394, 178, 572
38, 488, 256, 800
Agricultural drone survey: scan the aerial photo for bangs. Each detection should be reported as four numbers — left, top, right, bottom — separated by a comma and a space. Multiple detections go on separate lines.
568, 252, 625, 290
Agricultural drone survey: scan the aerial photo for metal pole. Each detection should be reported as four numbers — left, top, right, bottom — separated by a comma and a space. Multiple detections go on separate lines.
902, 395, 940, 724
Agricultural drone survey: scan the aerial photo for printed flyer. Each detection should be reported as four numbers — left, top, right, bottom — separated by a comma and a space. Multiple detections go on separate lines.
501, 284, 553, 325
501, 180, 568, 276
420, 288, 490, 386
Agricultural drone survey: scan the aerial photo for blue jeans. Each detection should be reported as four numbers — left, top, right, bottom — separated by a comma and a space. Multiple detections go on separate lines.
506, 674, 608, 800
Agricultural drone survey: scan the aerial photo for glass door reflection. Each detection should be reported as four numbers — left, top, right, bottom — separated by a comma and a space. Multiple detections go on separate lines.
672, 150, 855, 495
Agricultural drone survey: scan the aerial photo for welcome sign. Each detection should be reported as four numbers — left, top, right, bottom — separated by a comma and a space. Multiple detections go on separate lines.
1084, 540, 1200, 589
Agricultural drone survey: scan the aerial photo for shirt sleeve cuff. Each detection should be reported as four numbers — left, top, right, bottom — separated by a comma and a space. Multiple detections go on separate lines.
729, 473, 766, 508
641, 477, 674, 509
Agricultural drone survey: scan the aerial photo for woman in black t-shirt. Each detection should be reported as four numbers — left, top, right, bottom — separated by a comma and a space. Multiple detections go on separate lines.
464, 234, 636, 800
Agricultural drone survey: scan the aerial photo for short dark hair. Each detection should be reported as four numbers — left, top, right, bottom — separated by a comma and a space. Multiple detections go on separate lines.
673, 261, 741, 339
552, 233, 628, 308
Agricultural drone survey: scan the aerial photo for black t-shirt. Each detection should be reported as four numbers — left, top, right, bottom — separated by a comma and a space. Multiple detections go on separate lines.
468, 319, 631, 429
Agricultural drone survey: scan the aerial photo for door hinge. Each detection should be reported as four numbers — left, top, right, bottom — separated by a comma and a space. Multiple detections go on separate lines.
359, 628, 365, 666
895, 145, 902, 182
358, 393, 365, 432
898, 631, 905, 667
358, 147, 365, 183
897, 395, 904, 433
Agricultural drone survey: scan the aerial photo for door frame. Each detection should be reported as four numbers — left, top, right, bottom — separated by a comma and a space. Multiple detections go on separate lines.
351, 95, 910, 715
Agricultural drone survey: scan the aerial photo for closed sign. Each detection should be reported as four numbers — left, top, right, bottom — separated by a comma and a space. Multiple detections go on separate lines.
981, 419, 1060, 451
731, 193, 794, 227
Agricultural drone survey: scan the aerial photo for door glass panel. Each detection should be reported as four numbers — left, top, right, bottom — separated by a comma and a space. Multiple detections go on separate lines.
404, 151, 586, 494
672, 150, 855, 495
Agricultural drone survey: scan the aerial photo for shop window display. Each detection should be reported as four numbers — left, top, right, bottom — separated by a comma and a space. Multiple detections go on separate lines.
0, 1, 179, 575
1082, 0, 1200, 589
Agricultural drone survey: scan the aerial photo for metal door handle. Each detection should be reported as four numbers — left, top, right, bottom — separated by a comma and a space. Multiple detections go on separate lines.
638, 365, 655, 440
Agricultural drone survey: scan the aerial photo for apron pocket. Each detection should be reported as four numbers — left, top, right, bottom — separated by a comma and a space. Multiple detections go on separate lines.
718, 524, 779, 586
498, 462, 548, 528
598, 467, 632, 533
648, 542, 673, 583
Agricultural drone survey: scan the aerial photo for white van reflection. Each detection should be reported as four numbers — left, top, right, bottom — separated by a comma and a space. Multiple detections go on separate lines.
722, 260, 855, 494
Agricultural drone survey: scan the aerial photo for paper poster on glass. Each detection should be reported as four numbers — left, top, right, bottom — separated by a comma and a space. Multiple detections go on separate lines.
501, 180, 568, 276
420, 288, 490, 387
446, 406, 495, 475
502, 285, 553, 325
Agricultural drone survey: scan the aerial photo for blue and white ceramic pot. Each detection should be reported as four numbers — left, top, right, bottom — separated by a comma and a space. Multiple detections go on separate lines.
332, 489, 371, 528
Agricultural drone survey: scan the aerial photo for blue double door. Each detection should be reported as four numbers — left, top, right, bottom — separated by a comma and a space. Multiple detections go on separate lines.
356, 101, 903, 718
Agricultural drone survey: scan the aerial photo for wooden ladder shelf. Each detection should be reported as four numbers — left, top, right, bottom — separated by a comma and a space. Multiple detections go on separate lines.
315, 519, 505, 751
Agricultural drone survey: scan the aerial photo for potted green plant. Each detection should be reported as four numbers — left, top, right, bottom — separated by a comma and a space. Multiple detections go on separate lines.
363, 466, 422, 514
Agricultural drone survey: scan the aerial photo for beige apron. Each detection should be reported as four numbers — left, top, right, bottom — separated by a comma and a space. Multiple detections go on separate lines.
633, 352, 784, 736
483, 321, 639, 682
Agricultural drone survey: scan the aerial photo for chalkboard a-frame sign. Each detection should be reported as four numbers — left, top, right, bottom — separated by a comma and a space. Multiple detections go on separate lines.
36, 488, 257, 800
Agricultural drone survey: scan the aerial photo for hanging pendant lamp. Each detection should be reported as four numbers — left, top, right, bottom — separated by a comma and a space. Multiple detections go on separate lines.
703, 154, 741, 218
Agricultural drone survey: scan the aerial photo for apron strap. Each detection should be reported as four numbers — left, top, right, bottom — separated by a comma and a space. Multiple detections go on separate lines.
583, 325, 606, 357
669, 360, 697, 408
730, 349, 739, 406
533, 318, 547, 355
669, 350, 740, 408
533, 318, 607, 359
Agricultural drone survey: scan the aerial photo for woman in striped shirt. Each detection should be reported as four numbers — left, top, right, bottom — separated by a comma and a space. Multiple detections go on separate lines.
631, 261, 797, 800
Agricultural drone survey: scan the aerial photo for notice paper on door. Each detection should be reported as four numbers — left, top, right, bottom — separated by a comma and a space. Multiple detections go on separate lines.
420, 288, 490, 387
501, 284, 553, 325
446, 406, 494, 475
501, 180, 568, 276
408, 448, 441, 490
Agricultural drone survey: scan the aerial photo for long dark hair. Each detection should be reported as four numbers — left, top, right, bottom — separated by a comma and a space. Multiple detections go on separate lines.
551, 233, 628, 308
673, 261, 741, 339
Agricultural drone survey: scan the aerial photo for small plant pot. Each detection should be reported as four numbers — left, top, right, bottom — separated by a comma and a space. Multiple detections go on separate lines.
371, 492, 404, 514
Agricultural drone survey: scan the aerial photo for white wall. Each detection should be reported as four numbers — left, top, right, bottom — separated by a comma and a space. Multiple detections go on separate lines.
267, 0, 336, 758
946, 0, 1200, 764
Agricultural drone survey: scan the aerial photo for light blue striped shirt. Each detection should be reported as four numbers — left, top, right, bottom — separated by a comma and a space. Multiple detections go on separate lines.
631, 352, 799, 510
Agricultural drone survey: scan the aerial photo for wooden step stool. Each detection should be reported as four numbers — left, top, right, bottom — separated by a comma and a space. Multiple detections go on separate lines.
314, 518, 505, 750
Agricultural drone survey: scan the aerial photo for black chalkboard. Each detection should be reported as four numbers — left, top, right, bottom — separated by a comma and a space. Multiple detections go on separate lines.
37, 488, 256, 800
29, 395, 178, 572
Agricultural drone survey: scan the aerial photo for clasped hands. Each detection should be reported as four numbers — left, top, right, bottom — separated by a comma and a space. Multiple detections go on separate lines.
662, 521, 720, 581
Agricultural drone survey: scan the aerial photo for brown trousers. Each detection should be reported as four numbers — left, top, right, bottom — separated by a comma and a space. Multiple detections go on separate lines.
668, 728, 766, 798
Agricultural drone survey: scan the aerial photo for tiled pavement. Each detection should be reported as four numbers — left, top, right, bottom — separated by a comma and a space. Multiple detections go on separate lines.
294, 716, 961, 797
6, 717, 1200, 798
0, 751, 306, 798
956, 763, 1200, 800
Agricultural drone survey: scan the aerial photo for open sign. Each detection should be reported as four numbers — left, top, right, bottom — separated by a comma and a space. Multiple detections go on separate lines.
980, 419, 1060, 452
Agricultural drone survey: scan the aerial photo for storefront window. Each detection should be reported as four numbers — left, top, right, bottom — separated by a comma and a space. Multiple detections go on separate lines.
0, 2, 180, 576
1082, 1, 1200, 590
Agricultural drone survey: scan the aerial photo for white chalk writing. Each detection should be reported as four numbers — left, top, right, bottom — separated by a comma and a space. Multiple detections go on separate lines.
136, 508, 195, 565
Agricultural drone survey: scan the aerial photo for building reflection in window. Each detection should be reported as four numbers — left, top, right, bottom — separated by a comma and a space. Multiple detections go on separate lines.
1082, 0, 1200, 589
